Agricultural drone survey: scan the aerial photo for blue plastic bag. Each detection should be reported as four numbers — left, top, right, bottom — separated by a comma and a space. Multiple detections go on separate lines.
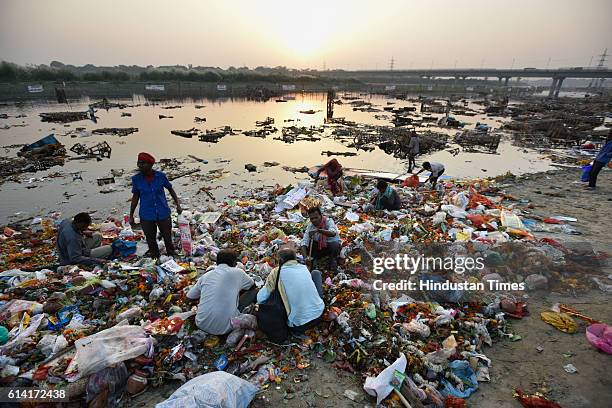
441, 359, 479, 398
581, 164, 592, 182
111, 239, 137, 258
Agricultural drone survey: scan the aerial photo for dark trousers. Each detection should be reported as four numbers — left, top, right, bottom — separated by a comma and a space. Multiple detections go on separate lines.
311, 240, 341, 270
430, 168, 445, 187
408, 154, 417, 172
140, 217, 176, 257
589, 160, 605, 188
238, 287, 259, 312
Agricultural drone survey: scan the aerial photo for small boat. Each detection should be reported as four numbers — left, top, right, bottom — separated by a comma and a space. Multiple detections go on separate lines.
308, 165, 452, 183
299, 109, 317, 114
275, 98, 288, 103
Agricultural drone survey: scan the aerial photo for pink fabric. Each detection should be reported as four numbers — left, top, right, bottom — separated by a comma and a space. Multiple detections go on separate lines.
585, 323, 612, 354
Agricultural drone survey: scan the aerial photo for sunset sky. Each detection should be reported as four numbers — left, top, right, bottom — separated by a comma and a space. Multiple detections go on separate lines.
0, 0, 610, 69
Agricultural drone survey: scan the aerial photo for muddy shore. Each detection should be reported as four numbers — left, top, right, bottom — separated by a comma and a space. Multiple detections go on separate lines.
126, 167, 611, 408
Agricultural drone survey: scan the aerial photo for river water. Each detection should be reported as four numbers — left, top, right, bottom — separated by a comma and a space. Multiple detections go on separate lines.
0, 92, 553, 223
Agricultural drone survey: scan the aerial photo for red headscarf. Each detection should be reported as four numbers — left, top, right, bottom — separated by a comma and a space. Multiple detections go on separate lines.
137, 152, 155, 164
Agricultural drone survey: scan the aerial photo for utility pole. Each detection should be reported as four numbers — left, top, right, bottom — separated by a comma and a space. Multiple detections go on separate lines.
588, 48, 607, 88
545, 57, 551, 69
389, 56, 395, 71
511, 58, 515, 69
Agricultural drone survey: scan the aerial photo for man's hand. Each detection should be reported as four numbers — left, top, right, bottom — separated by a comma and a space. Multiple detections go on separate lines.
129, 215, 137, 226
176, 205, 183, 215
83, 230, 94, 238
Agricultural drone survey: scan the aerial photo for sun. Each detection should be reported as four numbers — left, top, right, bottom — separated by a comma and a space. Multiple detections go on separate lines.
266, 2, 339, 62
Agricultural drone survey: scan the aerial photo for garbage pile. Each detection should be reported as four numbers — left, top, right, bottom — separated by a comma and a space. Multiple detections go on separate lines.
89, 99, 129, 110
39, 112, 90, 123
0, 134, 66, 179
0, 172, 609, 407
503, 97, 610, 148
331, 125, 448, 158
92, 127, 139, 137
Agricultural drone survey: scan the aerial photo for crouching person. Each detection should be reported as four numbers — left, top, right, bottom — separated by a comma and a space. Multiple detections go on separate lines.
57, 212, 112, 266
186, 249, 257, 335
257, 245, 324, 336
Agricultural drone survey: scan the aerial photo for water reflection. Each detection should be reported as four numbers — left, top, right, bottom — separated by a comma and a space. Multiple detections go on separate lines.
0, 93, 554, 222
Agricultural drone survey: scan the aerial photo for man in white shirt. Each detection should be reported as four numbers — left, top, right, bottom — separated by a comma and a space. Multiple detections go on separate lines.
186, 249, 256, 335
415, 161, 445, 187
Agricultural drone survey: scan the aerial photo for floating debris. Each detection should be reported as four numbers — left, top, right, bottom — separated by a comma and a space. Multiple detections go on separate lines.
321, 151, 357, 157
92, 127, 139, 137
171, 128, 199, 138
256, 117, 275, 126
39, 111, 89, 123
69, 141, 112, 159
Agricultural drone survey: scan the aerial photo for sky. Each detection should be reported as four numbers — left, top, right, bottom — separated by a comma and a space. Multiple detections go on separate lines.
0, 0, 610, 70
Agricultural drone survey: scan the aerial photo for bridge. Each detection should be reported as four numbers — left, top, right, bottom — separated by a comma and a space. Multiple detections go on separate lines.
347, 68, 612, 98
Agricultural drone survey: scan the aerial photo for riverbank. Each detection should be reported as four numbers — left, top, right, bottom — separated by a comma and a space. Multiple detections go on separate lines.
127, 167, 611, 408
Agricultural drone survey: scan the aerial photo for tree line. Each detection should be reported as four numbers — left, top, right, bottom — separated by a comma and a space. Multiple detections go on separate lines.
0, 61, 356, 84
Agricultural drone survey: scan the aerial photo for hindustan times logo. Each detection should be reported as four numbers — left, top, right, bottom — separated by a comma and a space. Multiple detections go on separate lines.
372, 254, 485, 275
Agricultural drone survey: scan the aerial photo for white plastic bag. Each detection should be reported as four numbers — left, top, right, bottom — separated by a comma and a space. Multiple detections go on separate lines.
156, 371, 259, 408
363, 353, 407, 405
64, 325, 153, 382
432, 211, 446, 225
452, 192, 469, 209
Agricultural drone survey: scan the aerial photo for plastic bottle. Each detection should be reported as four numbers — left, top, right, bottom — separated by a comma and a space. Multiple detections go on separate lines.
178, 211, 193, 256
122, 213, 130, 228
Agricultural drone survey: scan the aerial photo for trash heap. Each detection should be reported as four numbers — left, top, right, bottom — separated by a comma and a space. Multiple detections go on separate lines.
0, 134, 66, 180
0, 173, 609, 406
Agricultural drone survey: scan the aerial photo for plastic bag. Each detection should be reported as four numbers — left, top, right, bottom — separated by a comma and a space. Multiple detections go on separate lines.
432, 211, 447, 225
86, 362, 128, 408
156, 371, 259, 408
452, 192, 469, 209
402, 174, 419, 188
363, 353, 407, 405
37, 334, 68, 358
514, 389, 562, 408
441, 205, 467, 219
112, 239, 137, 258
585, 323, 612, 354
0, 313, 44, 354
440, 360, 478, 398
467, 214, 487, 229
580, 164, 592, 182
64, 325, 154, 381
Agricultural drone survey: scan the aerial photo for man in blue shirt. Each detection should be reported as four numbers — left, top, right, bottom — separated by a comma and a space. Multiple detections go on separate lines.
56, 212, 112, 266
257, 246, 324, 334
589, 133, 611, 189
129, 152, 182, 258
300, 207, 341, 273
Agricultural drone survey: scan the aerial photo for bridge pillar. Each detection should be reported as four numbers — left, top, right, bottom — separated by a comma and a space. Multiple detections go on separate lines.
548, 78, 558, 98
504, 77, 510, 86
554, 77, 565, 98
